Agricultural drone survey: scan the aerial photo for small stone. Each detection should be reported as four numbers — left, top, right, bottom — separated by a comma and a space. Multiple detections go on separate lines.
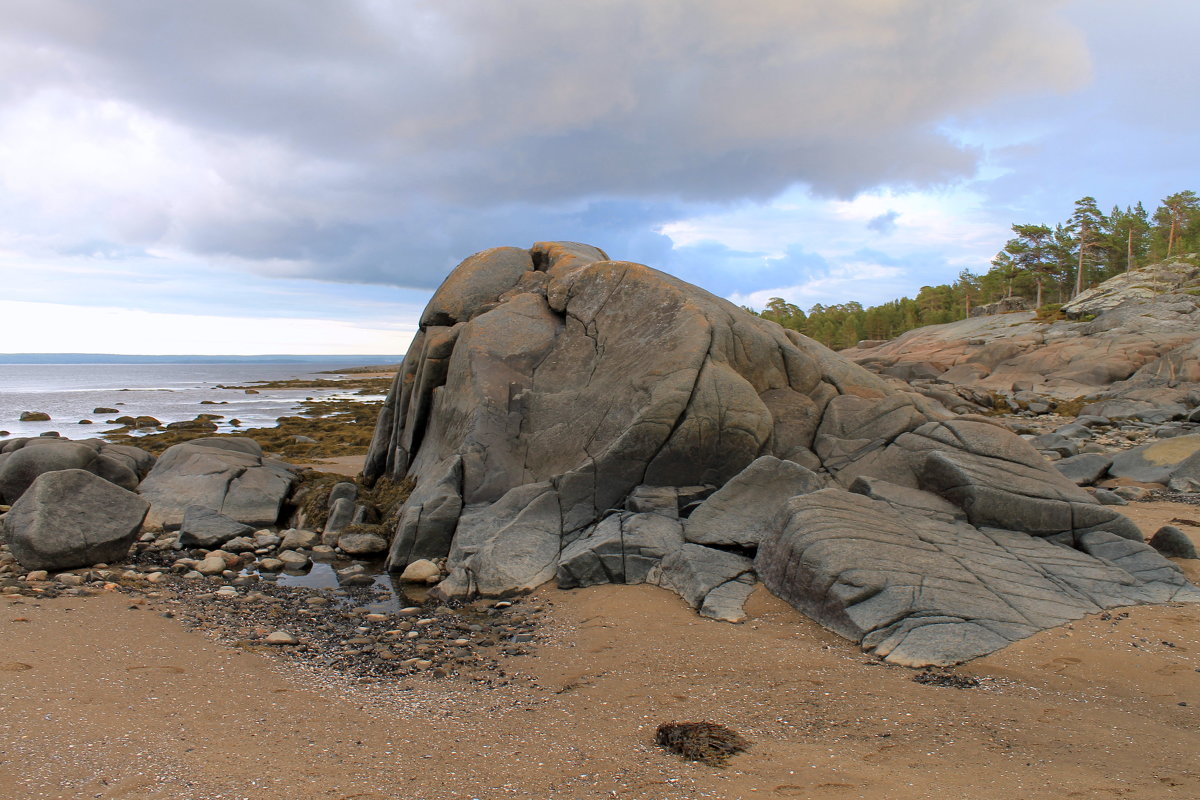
1113, 486, 1150, 501
253, 531, 282, 548
276, 550, 311, 570
399, 559, 441, 583
24, 570, 49, 582
54, 573, 84, 586
364, 613, 388, 622
397, 606, 421, 616
453, 638, 470, 647
279, 529, 320, 550
223, 536, 257, 553
258, 558, 284, 572
338, 532, 389, 555
265, 631, 298, 645
195, 556, 227, 576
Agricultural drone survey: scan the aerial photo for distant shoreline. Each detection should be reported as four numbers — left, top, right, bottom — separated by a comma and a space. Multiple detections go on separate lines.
0, 353, 404, 365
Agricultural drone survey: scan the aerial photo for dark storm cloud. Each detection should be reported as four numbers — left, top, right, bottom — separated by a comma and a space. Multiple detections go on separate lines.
0, 1, 1090, 287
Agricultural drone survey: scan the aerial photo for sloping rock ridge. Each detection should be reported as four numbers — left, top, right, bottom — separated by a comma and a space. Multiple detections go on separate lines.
843, 256, 1200, 412
364, 243, 1199, 665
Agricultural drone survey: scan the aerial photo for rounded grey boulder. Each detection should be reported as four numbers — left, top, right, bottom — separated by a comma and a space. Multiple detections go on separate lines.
1148, 525, 1198, 559
1, 469, 149, 571
0, 438, 146, 504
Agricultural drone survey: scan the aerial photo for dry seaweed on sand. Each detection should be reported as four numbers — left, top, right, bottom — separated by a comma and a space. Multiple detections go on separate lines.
654, 721, 749, 767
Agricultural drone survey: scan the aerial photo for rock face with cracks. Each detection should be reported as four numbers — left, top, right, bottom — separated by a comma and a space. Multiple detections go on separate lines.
365, 242, 1199, 665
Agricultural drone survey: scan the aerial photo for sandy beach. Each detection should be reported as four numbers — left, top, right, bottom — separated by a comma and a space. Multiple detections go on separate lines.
2, 487, 1197, 800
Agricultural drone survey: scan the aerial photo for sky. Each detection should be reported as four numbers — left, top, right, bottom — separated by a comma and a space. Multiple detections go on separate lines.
1, 0, 1197, 355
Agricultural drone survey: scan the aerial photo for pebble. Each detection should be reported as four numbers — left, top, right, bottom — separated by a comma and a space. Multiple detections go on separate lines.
25, 570, 48, 582
265, 631, 299, 645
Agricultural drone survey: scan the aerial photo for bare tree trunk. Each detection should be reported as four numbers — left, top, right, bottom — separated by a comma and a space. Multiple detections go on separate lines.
1127, 227, 1133, 271
1168, 218, 1177, 256
1075, 241, 1085, 298
1035, 278, 1043, 308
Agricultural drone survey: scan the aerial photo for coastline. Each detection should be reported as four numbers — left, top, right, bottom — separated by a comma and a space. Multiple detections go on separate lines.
2, 366, 1200, 798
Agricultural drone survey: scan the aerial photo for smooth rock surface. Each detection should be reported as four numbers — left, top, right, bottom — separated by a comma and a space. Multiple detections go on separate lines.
756, 489, 1199, 666
137, 438, 295, 529
1148, 525, 1198, 559
360, 243, 1198, 664
684, 456, 824, 548
2, 469, 149, 571
177, 505, 255, 549
0, 438, 147, 503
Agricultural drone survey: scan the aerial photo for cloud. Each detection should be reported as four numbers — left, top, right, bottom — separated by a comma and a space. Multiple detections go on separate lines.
867, 211, 901, 235
0, 0, 1091, 289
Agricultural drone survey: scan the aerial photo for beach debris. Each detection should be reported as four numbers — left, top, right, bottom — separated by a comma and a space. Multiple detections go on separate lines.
654, 721, 749, 767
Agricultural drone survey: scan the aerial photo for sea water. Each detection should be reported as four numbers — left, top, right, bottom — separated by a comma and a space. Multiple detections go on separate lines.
0, 362, 391, 440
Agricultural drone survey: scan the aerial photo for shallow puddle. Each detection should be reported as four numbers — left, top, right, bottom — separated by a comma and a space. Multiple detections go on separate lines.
248, 558, 431, 613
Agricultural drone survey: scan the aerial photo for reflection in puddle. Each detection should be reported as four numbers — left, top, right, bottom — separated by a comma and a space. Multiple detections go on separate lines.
248, 559, 430, 614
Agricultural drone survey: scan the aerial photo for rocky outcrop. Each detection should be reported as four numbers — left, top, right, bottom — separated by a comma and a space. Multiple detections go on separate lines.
1, 469, 150, 570
137, 437, 296, 529
756, 487, 1198, 667
969, 296, 1029, 317
363, 242, 1197, 666
0, 436, 153, 504
844, 258, 1200, 411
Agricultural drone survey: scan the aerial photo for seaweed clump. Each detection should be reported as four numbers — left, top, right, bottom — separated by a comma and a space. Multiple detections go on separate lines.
913, 670, 980, 689
654, 722, 749, 767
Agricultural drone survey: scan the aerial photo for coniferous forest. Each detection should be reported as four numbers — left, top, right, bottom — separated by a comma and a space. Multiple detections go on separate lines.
753, 191, 1200, 349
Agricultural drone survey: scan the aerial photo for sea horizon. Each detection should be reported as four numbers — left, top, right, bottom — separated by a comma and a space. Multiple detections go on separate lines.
0, 353, 404, 365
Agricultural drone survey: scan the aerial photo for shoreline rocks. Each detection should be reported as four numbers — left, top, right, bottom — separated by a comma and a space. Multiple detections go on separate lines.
359, 242, 1197, 665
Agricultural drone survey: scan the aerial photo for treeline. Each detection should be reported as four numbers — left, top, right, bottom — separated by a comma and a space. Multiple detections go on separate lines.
755, 191, 1200, 350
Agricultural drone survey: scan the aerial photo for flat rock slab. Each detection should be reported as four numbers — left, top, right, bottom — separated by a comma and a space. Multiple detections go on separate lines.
2, 469, 149, 571
756, 489, 1200, 666
1108, 435, 1200, 485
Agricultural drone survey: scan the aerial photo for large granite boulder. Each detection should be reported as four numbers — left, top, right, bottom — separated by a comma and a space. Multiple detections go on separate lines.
1, 469, 149, 570
137, 437, 296, 529
0, 437, 153, 503
363, 242, 1198, 665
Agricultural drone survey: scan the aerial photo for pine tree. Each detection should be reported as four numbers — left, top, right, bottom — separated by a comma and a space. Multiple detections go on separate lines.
1161, 191, 1200, 256
1006, 223, 1054, 307
1067, 197, 1106, 297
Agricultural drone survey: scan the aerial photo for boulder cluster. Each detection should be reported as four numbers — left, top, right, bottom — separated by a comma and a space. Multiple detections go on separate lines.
363, 242, 1199, 666
0, 435, 296, 571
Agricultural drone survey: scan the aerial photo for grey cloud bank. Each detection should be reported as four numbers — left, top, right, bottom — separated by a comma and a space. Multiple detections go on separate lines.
1, 0, 1091, 292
